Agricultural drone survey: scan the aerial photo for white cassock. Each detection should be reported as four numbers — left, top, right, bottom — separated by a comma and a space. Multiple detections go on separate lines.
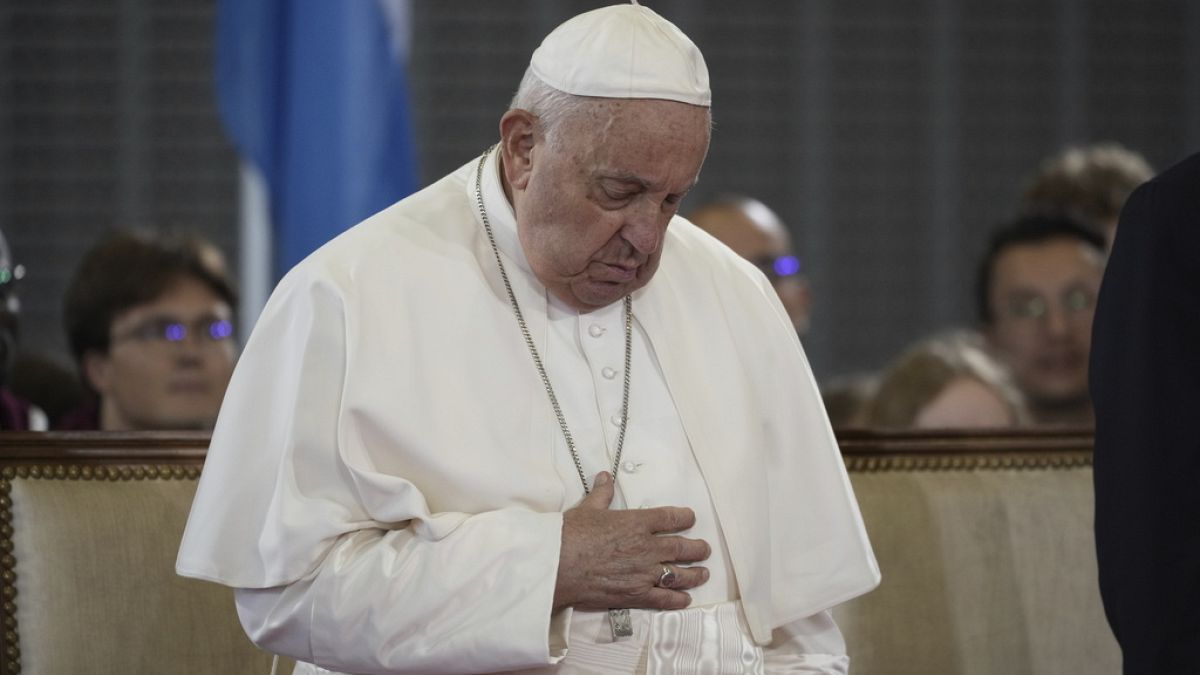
177, 149, 880, 674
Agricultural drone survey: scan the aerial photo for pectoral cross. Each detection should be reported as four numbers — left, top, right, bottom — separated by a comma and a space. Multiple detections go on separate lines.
609, 608, 633, 640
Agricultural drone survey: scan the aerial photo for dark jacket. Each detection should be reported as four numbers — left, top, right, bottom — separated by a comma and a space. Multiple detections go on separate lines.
1091, 151, 1200, 674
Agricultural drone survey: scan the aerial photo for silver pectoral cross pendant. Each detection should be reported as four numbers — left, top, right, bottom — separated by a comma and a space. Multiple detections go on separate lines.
608, 608, 633, 640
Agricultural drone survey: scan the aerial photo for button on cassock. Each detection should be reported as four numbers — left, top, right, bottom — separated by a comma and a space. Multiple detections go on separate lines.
588, 324, 605, 338
602, 367, 617, 380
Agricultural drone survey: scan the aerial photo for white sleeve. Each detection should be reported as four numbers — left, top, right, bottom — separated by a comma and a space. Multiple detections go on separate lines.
179, 266, 570, 673
236, 522, 571, 674
761, 610, 850, 675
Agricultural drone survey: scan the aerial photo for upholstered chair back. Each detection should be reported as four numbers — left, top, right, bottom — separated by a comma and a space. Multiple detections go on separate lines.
1, 435, 290, 675
0, 430, 1120, 675
834, 430, 1121, 675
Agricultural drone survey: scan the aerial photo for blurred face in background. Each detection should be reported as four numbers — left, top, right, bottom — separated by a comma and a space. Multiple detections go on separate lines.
85, 276, 236, 431
986, 237, 1104, 415
689, 200, 812, 335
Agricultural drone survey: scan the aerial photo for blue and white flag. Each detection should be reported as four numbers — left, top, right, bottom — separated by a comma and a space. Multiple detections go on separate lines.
215, 0, 419, 279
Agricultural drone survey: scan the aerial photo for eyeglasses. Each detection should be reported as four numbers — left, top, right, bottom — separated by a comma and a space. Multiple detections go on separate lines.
0, 263, 25, 294
112, 316, 235, 348
1002, 286, 1096, 323
752, 254, 802, 282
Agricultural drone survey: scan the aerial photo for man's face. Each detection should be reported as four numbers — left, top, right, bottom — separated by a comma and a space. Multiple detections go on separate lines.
505, 99, 710, 310
986, 238, 1104, 410
85, 276, 236, 430
689, 203, 812, 335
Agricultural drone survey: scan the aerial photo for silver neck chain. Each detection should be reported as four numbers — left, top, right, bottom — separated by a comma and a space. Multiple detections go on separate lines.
474, 146, 633, 494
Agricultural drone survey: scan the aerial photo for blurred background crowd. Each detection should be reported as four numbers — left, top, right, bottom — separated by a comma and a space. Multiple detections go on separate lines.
1, 0, 1197, 432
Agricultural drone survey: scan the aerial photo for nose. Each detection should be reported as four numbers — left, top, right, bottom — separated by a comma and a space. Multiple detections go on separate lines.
171, 338, 207, 365
1042, 305, 1071, 337
620, 203, 662, 255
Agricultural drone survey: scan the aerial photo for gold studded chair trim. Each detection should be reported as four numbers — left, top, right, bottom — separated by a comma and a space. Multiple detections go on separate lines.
836, 427, 1093, 472
0, 432, 209, 675
1, 464, 203, 674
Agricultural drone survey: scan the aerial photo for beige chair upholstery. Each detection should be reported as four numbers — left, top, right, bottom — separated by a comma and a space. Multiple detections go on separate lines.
0, 431, 1119, 674
0, 443, 291, 675
834, 437, 1121, 675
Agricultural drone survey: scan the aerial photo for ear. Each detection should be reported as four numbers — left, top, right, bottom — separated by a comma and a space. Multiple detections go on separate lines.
82, 350, 113, 395
790, 278, 814, 335
498, 109, 538, 191
796, 278, 813, 312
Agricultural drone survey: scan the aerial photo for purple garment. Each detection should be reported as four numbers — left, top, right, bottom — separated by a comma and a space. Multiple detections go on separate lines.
0, 387, 33, 431
55, 398, 100, 431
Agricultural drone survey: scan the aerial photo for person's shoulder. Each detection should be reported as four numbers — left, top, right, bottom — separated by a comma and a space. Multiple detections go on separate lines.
1110, 150, 1200, 265
666, 215, 730, 258
283, 160, 479, 288
664, 215, 771, 288
1122, 150, 1200, 233
666, 216, 756, 273
1149, 151, 1200, 191
659, 217, 799, 352
384, 157, 476, 220
337, 158, 476, 253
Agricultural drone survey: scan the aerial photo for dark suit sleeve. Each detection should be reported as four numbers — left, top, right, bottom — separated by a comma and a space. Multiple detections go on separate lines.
1090, 154, 1200, 675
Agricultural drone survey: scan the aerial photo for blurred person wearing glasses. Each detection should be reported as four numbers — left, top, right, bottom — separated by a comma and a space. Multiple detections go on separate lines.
976, 215, 1106, 426
59, 230, 238, 431
688, 196, 813, 336
0, 227, 47, 431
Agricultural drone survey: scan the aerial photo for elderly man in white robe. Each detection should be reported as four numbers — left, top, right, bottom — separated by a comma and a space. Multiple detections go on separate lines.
177, 4, 879, 674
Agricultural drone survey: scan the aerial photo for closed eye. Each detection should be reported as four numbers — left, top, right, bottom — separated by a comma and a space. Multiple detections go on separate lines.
604, 188, 637, 201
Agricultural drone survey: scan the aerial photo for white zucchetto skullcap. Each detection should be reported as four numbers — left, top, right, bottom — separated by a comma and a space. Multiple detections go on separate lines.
529, 1, 711, 107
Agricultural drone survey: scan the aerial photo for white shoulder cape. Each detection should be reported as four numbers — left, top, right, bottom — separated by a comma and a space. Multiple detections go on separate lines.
177, 156, 879, 647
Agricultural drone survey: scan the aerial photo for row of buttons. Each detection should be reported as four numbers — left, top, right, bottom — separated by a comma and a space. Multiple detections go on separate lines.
587, 319, 639, 472
591, 324, 621, 383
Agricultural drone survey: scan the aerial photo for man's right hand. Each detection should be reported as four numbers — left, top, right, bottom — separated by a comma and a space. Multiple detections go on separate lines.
553, 471, 712, 612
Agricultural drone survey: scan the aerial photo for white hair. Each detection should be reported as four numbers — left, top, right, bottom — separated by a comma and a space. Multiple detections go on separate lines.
508, 68, 594, 147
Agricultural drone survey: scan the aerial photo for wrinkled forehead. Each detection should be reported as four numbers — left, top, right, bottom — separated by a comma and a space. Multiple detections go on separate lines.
562, 99, 710, 180
563, 97, 709, 141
